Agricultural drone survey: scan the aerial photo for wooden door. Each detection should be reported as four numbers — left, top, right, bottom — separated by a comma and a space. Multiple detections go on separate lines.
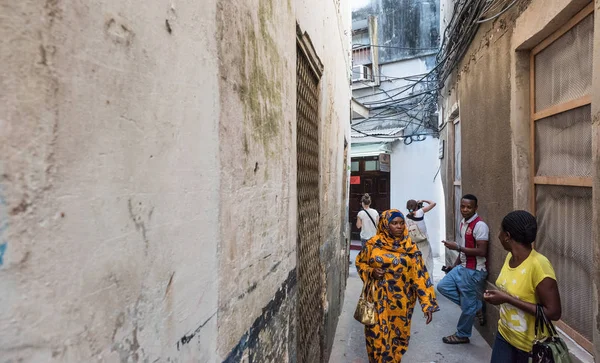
349, 156, 390, 240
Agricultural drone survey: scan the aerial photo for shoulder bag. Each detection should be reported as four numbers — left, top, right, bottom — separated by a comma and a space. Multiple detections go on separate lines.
354, 280, 377, 326
529, 304, 571, 363
407, 217, 427, 243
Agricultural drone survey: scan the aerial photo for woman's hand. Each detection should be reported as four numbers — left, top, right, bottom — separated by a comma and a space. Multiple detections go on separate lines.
371, 268, 385, 280
483, 290, 510, 305
424, 311, 433, 325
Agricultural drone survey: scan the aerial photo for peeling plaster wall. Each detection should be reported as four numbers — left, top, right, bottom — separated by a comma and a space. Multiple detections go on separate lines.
352, 0, 440, 63
218, 0, 352, 361
1, 0, 350, 362
216, 0, 297, 360
439, 0, 529, 346
440, 0, 600, 356
1, 0, 219, 362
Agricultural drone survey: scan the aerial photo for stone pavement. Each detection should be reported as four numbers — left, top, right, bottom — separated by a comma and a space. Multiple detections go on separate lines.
329, 251, 492, 363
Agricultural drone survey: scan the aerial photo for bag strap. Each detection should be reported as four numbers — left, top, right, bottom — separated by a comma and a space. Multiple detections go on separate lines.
540, 305, 558, 337
361, 279, 376, 302
535, 304, 558, 339
534, 304, 543, 339
362, 208, 378, 229
406, 213, 424, 222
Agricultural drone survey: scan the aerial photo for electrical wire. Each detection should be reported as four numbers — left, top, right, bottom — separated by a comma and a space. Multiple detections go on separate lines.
351, 0, 520, 142
352, 43, 439, 51
477, 0, 520, 23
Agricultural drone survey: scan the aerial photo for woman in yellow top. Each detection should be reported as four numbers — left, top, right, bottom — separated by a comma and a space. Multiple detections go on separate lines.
356, 209, 439, 363
483, 210, 562, 363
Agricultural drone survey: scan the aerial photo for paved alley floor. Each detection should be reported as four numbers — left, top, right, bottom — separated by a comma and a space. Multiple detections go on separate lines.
329, 251, 492, 363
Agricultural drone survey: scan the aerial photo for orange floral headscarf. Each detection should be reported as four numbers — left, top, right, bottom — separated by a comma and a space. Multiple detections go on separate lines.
373, 209, 419, 254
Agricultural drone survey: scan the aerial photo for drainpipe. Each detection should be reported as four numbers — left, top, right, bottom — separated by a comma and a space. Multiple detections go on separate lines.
368, 15, 380, 87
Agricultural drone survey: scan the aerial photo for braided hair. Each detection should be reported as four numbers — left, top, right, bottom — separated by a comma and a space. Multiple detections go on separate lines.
501, 210, 537, 244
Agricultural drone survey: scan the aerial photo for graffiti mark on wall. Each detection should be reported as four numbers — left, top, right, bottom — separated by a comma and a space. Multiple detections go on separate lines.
0, 184, 7, 266
0, 243, 6, 266
176, 311, 217, 351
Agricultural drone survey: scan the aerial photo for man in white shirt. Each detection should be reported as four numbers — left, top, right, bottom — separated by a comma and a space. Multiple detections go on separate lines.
437, 194, 489, 345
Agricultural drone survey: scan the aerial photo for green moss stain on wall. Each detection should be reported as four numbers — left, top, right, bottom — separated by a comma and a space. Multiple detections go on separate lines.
237, 0, 283, 158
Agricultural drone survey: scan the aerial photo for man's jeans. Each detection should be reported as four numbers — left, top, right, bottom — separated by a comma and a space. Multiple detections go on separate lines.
437, 265, 487, 338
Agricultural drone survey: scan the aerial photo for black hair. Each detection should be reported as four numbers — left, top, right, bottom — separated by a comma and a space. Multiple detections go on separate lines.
462, 194, 478, 206
406, 199, 417, 210
501, 210, 537, 244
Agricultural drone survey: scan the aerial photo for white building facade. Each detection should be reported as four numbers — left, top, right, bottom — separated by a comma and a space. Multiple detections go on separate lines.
350, 0, 445, 257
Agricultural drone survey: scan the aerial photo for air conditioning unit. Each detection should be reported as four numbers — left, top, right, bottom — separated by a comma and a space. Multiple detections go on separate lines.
352, 65, 371, 82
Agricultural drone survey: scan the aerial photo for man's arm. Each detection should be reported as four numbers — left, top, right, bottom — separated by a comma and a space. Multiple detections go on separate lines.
442, 240, 488, 257
441, 240, 466, 264
460, 240, 488, 257
418, 200, 437, 213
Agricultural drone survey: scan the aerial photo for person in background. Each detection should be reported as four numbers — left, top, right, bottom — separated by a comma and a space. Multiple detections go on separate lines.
406, 199, 436, 274
356, 209, 439, 362
484, 210, 561, 363
437, 194, 489, 344
356, 193, 379, 249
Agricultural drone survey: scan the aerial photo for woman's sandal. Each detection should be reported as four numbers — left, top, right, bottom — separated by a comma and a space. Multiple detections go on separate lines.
442, 334, 470, 345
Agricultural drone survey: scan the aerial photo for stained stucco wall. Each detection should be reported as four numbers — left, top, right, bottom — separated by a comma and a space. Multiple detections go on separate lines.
439, 0, 527, 345
440, 0, 600, 357
352, 0, 440, 62
455, 19, 516, 284
216, 0, 298, 360
217, 0, 352, 359
1, 0, 220, 361
1, 0, 351, 362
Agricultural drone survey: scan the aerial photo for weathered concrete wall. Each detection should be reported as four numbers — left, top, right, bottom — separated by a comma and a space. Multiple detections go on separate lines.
0, 0, 220, 361
353, 0, 440, 62
1, 0, 351, 362
217, 0, 351, 361
216, 0, 298, 360
439, 0, 528, 346
440, 0, 599, 357
455, 16, 516, 284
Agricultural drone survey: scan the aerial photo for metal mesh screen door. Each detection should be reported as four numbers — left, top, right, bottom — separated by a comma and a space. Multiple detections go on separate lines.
530, 3, 594, 350
296, 41, 323, 363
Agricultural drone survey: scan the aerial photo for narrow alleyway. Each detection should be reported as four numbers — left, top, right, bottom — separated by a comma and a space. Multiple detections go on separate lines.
329, 248, 492, 363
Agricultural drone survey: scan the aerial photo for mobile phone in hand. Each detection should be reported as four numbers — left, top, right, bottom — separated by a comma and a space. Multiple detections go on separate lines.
441, 265, 453, 274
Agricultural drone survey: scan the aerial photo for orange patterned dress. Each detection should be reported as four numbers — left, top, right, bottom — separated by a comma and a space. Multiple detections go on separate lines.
356, 209, 439, 362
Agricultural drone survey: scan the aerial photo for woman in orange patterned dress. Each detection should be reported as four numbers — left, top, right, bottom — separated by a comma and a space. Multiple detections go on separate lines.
356, 209, 439, 362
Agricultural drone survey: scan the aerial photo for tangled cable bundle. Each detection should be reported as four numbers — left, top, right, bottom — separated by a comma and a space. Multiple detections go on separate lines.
351, 0, 523, 142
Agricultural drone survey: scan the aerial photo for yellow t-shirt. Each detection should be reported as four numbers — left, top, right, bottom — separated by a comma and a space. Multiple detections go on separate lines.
495, 249, 556, 352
